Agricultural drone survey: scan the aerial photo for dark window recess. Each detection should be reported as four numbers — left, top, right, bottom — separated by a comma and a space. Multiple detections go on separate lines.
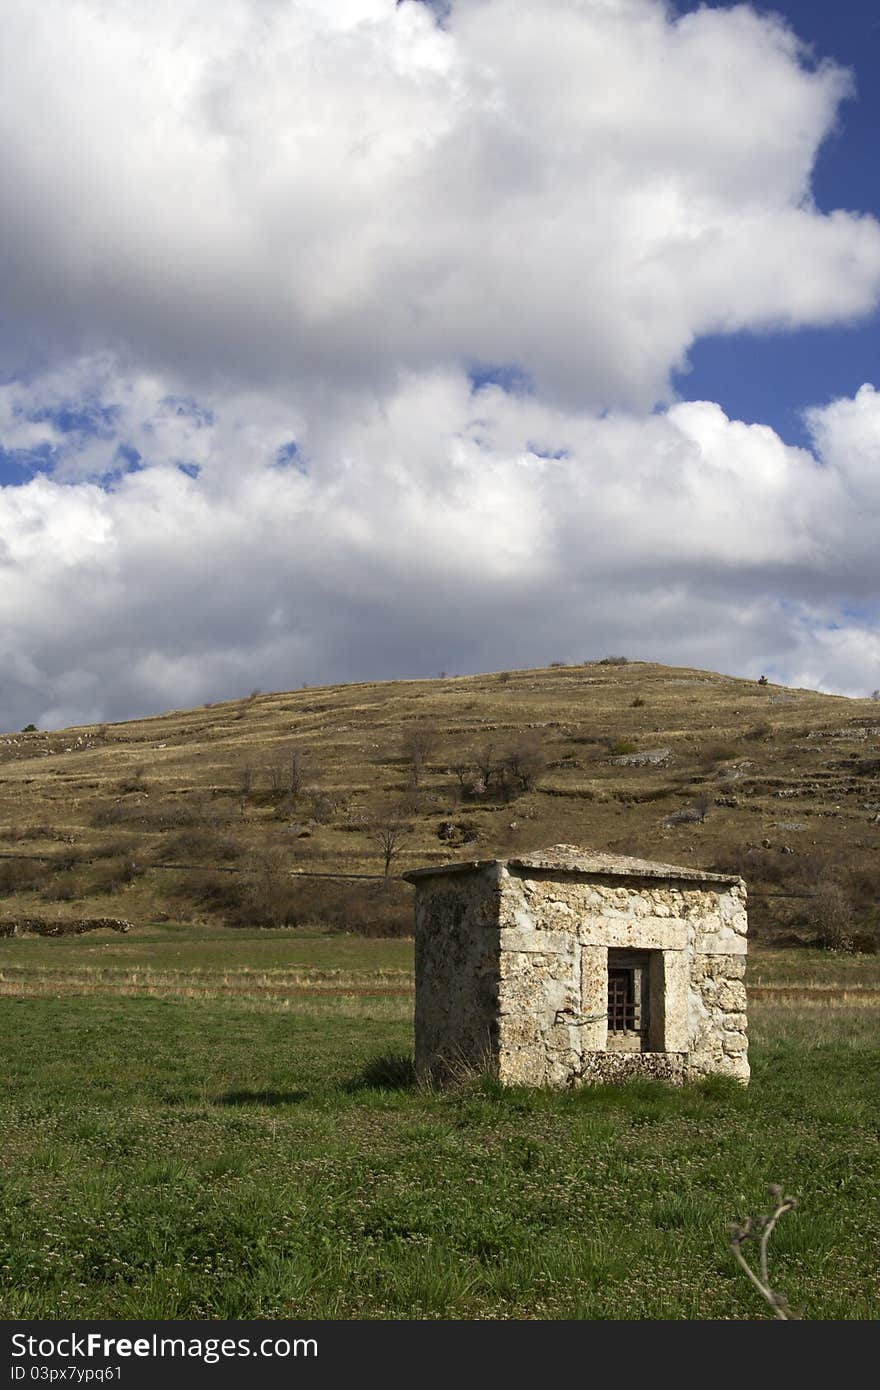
608, 968, 640, 1032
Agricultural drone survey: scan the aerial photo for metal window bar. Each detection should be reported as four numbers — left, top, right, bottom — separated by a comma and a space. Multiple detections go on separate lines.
608, 969, 639, 1032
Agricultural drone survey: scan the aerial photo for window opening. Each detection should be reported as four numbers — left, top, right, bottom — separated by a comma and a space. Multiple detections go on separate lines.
607, 950, 650, 1051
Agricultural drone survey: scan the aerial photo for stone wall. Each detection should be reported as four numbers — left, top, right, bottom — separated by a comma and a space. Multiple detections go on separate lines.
413, 866, 502, 1081
0, 917, 133, 938
494, 868, 748, 1086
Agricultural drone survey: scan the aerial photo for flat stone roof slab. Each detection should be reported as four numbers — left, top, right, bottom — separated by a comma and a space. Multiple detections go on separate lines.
403, 842, 742, 886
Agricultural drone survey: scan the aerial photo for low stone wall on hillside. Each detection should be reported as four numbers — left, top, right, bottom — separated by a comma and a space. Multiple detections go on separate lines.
0, 917, 133, 938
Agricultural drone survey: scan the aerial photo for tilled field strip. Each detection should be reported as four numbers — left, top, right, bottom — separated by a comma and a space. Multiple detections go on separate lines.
0, 965, 414, 998
748, 985, 880, 1001
1, 967, 877, 1003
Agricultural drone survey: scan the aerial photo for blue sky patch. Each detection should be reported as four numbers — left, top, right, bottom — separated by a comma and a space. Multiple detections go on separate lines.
468, 362, 533, 397
527, 443, 569, 461
274, 440, 309, 474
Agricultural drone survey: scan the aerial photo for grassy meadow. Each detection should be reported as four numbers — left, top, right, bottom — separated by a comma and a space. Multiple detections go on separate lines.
1, 926, 878, 1321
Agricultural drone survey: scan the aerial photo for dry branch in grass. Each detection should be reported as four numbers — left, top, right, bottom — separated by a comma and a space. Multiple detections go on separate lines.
730, 1184, 799, 1320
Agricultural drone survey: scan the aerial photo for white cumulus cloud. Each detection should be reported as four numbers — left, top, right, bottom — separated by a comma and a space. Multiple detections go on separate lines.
0, 1, 879, 727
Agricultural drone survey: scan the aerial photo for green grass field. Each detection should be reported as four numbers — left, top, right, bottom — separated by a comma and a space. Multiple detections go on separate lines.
1, 928, 878, 1320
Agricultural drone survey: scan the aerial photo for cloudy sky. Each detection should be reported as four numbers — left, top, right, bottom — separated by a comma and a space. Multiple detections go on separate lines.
1, 0, 879, 731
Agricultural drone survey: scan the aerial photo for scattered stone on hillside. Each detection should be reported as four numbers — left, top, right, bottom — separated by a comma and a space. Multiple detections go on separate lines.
717, 761, 753, 781
808, 726, 880, 741
775, 821, 806, 831
609, 747, 671, 767
661, 807, 703, 827
714, 795, 739, 808
776, 788, 799, 798
0, 917, 133, 938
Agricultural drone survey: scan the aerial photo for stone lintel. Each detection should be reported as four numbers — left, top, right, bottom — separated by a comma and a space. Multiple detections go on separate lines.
577, 916, 687, 950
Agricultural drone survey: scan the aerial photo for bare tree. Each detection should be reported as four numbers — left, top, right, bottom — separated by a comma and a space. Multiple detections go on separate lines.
370, 809, 412, 878
401, 722, 437, 788
500, 733, 547, 796
265, 746, 310, 800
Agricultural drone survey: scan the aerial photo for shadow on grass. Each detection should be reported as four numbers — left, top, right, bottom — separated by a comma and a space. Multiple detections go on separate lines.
216, 1089, 310, 1106
345, 1051, 417, 1093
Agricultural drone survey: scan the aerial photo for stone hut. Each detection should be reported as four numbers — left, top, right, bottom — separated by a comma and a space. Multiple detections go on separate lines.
403, 844, 748, 1087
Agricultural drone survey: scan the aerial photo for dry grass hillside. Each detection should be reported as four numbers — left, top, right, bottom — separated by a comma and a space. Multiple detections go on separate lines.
2, 659, 879, 945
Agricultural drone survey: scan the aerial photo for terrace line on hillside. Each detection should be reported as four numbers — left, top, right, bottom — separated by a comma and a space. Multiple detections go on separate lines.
404, 844, 749, 1087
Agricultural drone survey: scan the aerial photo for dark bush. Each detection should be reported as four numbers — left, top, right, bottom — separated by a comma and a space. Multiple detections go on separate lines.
156, 830, 241, 863
744, 721, 772, 741
224, 871, 412, 936
93, 800, 197, 830
175, 870, 245, 913
90, 837, 139, 860
812, 880, 855, 952
41, 872, 85, 903
88, 857, 141, 895
0, 859, 48, 894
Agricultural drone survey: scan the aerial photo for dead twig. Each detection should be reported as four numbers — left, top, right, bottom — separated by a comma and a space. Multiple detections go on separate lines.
730, 1183, 800, 1320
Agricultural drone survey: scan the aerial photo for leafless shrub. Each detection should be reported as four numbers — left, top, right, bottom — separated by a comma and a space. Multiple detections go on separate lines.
812, 879, 855, 952
117, 764, 147, 793
156, 830, 241, 863
89, 837, 137, 860
239, 847, 298, 926
304, 787, 337, 824
699, 741, 739, 770
598, 655, 629, 665
264, 747, 311, 801
0, 859, 49, 894
177, 869, 245, 914
10, 824, 55, 842
730, 1184, 799, 1320
237, 762, 255, 796
89, 856, 142, 895
93, 799, 197, 830
273, 877, 411, 937
605, 737, 637, 756
744, 721, 772, 741
41, 872, 86, 903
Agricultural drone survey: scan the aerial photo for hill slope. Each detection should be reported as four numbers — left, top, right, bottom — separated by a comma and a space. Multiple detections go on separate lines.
2, 661, 879, 943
